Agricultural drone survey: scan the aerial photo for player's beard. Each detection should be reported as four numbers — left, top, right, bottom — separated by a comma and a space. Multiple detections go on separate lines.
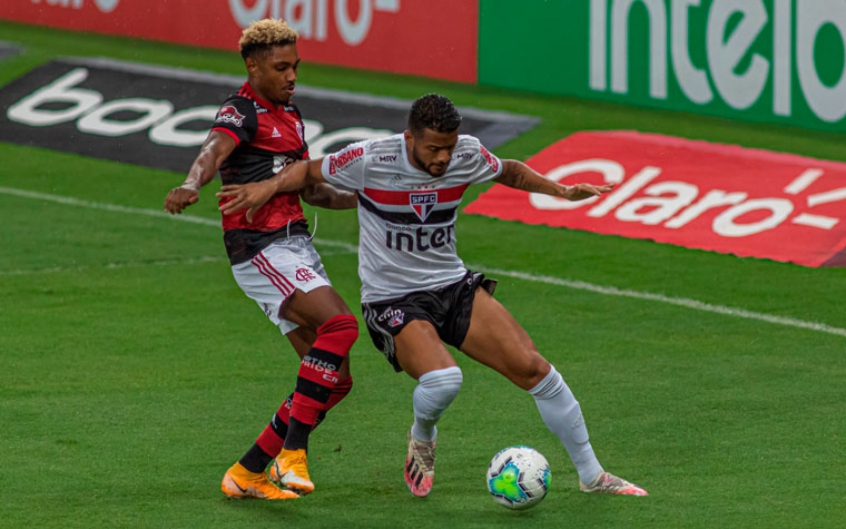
412, 150, 448, 177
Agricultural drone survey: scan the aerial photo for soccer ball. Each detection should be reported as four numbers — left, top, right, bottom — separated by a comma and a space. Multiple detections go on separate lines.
486, 446, 551, 510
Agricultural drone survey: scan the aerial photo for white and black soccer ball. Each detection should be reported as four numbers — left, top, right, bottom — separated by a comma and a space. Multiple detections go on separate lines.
486, 446, 551, 510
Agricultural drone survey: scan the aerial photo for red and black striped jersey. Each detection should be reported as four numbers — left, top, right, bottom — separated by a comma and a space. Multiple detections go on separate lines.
211, 82, 310, 264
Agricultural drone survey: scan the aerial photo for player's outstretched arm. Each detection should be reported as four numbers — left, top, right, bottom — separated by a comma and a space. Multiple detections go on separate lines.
495, 159, 613, 201
300, 183, 358, 210
216, 158, 326, 221
164, 131, 236, 214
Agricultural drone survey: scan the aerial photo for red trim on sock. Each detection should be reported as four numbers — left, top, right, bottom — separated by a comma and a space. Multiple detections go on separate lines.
290, 393, 325, 425
325, 377, 353, 411
255, 398, 292, 457
312, 314, 358, 356
256, 424, 283, 456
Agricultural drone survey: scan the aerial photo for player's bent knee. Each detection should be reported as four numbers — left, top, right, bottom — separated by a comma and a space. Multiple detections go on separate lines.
314, 314, 359, 357
509, 354, 550, 390
418, 366, 463, 413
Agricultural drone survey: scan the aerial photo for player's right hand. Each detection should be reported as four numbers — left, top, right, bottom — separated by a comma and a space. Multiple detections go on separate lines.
164, 187, 199, 214
217, 182, 275, 223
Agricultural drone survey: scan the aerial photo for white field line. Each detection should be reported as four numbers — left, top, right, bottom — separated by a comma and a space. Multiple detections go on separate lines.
0, 249, 354, 277
2, 186, 844, 339
0, 186, 359, 254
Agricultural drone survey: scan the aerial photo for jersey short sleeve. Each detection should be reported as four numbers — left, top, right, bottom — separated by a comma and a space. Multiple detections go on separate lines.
320, 140, 369, 191
211, 96, 258, 146
458, 135, 504, 184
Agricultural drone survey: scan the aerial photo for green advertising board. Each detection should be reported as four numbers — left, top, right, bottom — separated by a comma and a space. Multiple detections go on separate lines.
480, 0, 845, 133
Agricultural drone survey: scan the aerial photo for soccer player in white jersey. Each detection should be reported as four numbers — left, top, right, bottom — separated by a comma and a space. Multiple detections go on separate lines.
217, 94, 648, 498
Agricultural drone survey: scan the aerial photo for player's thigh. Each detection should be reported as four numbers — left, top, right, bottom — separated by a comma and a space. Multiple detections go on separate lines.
394, 320, 457, 381
261, 237, 353, 329
460, 289, 549, 390
281, 285, 353, 330
286, 325, 315, 358
233, 238, 351, 330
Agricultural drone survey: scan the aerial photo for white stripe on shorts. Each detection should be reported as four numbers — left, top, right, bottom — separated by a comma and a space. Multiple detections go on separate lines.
363, 304, 396, 358
232, 237, 331, 335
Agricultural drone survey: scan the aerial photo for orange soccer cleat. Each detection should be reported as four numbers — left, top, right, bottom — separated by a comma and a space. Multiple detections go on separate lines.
221, 462, 299, 500
269, 448, 315, 495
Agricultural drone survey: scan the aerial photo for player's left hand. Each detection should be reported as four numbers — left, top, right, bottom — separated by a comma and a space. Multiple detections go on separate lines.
164, 186, 199, 214
217, 181, 275, 222
563, 183, 614, 201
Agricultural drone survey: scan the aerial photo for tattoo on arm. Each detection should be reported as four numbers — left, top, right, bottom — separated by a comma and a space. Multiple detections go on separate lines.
495, 159, 571, 198
511, 166, 548, 193
499, 161, 555, 194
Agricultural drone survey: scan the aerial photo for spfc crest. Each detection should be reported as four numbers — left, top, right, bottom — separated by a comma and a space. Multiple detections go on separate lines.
378, 308, 405, 327
410, 192, 438, 222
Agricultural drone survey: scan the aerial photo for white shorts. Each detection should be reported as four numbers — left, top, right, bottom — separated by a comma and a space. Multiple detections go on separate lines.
231, 236, 332, 335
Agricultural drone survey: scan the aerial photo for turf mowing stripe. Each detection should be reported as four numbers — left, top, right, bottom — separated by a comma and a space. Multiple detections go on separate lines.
472, 266, 846, 339
3, 185, 844, 339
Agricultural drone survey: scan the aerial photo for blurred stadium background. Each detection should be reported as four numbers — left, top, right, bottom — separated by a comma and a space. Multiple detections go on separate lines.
1, 2, 844, 528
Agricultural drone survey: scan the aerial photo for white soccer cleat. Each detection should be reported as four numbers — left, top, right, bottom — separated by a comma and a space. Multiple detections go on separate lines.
404, 428, 435, 497
580, 471, 648, 496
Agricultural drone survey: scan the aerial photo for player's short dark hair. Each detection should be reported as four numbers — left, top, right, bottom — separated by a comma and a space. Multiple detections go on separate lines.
407, 94, 462, 136
239, 19, 298, 60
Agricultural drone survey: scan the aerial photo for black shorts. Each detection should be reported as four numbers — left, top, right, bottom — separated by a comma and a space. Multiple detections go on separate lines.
361, 271, 497, 372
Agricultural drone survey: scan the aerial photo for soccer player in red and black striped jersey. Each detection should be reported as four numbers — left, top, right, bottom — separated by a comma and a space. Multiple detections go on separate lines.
164, 19, 358, 500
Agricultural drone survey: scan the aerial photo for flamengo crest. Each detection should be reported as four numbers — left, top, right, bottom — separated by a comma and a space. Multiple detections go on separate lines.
216, 105, 245, 127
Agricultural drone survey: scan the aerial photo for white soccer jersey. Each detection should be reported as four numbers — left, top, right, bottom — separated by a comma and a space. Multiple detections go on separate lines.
320, 133, 503, 303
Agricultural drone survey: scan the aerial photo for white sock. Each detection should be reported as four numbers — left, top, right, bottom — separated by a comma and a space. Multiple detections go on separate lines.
529, 365, 603, 484
411, 366, 463, 443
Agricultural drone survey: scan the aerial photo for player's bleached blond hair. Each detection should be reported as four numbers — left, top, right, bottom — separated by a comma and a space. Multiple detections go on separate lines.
238, 19, 299, 60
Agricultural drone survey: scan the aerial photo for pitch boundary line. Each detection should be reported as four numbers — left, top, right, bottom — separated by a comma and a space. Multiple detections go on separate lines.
2, 185, 844, 339
0, 186, 359, 253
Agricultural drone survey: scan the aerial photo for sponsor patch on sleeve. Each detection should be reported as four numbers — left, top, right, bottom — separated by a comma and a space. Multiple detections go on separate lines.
329, 145, 365, 175
480, 145, 500, 173
215, 105, 245, 128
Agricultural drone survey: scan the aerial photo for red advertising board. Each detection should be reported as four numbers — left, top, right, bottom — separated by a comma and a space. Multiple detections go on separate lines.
464, 131, 846, 267
0, 0, 477, 82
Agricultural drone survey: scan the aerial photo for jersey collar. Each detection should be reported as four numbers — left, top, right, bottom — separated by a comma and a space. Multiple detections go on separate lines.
241, 82, 279, 112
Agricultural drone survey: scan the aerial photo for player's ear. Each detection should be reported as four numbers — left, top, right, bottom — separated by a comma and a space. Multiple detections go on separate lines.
404, 129, 413, 146
244, 56, 258, 74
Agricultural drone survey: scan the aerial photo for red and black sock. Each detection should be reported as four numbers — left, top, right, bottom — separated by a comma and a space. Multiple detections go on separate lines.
239, 395, 292, 473
314, 376, 353, 429
284, 315, 358, 452
238, 377, 356, 473
238, 315, 358, 471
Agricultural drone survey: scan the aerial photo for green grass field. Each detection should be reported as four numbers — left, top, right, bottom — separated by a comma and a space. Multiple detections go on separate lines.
1, 21, 845, 529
